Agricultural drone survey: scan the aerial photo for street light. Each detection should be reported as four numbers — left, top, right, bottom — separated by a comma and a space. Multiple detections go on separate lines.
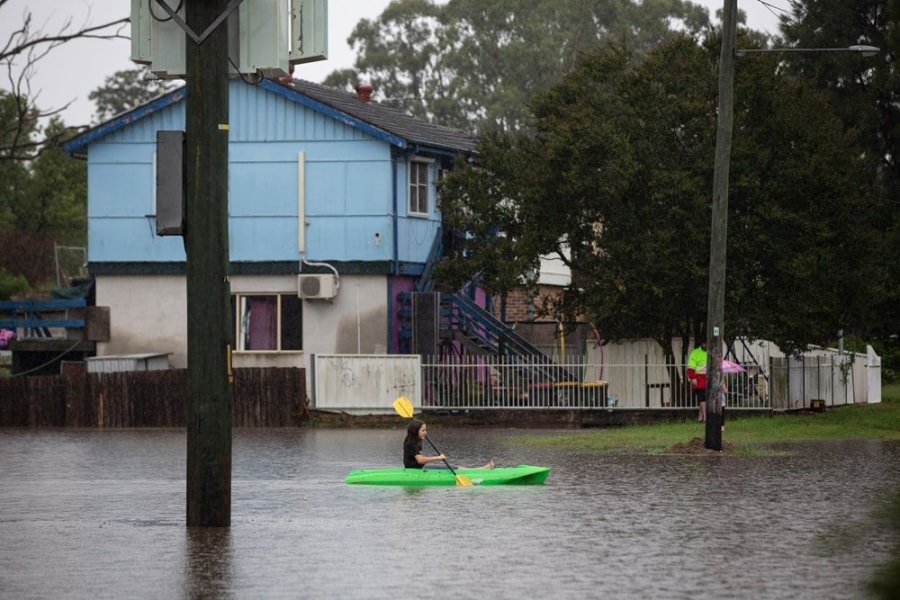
705, 0, 879, 450
735, 44, 880, 57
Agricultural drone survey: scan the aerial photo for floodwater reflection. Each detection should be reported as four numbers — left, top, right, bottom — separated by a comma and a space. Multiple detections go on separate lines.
0, 428, 897, 599
185, 528, 233, 599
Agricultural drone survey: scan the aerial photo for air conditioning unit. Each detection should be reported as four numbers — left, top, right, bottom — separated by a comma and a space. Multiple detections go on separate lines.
298, 274, 337, 300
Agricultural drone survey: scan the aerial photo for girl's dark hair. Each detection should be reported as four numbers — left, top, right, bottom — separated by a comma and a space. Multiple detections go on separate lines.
404, 419, 424, 449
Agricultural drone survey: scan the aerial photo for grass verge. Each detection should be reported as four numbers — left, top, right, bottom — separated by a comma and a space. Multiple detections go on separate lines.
521, 382, 900, 455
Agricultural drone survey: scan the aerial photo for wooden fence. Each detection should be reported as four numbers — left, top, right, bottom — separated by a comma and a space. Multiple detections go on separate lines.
0, 367, 307, 427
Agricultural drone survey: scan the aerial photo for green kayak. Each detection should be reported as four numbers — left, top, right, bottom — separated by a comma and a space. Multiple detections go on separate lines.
344, 464, 550, 486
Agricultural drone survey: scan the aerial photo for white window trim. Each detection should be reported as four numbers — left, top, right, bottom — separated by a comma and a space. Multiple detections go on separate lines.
233, 292, 303, 353
408, 156, 434, 216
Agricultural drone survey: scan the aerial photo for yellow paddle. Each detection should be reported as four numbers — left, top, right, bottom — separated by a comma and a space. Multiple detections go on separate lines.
393, 396, 473, 486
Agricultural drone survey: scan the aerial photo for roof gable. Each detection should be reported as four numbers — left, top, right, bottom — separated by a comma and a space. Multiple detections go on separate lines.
64, 78, 476, 156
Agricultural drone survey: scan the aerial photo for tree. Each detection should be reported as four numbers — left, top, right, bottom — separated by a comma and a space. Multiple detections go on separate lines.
436, 130, 544, 295
0, 112, 85, 288
89, 69, 174, 123
439, 38, 718, 377
726, 49, 881, 355
324, 0, 717, 133
324, 0, 447, 124
0, 91, 30, 229
529, 38, 717, 364
437, 34, 879, 366
0, 5, 156, 291
17, 117, 87, 246
0, 2, 129, 161
778, 0, 900, 342
0, 84, 89, 289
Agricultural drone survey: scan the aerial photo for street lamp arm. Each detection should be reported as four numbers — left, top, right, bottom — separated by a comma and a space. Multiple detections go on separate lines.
736, 45, 880, 58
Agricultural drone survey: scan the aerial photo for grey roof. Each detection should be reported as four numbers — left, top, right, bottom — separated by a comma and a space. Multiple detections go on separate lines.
64, 77, 477, 157
265, 78, 477, 155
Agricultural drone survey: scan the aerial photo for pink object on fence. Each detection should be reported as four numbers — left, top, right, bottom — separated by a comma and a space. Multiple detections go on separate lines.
0, 328, 15, 348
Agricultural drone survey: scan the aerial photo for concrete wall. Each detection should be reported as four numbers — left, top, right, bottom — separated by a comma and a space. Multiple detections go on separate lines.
95, 273, 390, 376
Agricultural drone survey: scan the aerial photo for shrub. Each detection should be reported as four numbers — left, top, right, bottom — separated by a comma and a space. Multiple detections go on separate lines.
0, 267, 30, 299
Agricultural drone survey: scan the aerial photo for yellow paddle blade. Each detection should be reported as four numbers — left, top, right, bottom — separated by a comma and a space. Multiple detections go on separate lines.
392, 396, 415, 419
393, 396, 473, 486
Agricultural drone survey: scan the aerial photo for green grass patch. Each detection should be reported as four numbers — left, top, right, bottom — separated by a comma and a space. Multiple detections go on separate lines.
521, 396, 900, 455
884, 381, 900, 402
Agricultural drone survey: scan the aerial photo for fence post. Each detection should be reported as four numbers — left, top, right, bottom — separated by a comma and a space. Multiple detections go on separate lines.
644, 355, 649, 408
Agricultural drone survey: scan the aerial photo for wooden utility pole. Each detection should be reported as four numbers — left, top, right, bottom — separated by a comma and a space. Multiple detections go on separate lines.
184, 0, 233, 526
706, 0, 738, 451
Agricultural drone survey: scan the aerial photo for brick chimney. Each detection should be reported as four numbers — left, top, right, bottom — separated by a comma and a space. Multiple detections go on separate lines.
278, 64, 295, 85
355, 82, 373, 102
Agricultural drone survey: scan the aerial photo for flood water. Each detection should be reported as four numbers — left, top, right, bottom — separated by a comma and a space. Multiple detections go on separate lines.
0, 427, 897, 599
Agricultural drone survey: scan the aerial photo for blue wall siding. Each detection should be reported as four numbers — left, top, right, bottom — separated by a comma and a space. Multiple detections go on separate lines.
304, 159, 392, 216
89, 160, 153, 217
304, 215, 395, 261
396, 215, 441, 263
229, 161, 298, 217
393, 160, 442, 264
86, 81, 442, 267
229, 217, 300, 260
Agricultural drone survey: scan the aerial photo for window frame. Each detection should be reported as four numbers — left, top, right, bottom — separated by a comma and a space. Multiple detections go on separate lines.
408, 157, 433, 216
232, 292, 303, 353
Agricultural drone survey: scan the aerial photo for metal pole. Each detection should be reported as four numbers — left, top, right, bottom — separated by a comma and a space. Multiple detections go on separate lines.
185, 0, 233, 527
705, 0, 738, 451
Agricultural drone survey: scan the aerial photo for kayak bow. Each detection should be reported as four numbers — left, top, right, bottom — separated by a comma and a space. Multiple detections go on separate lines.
344, 464, 549, 486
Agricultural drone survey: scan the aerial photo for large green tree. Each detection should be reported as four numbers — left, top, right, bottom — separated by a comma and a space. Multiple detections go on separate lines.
778, 0, 900, 341
726, 49, 882, 354
438, 38, 718, 372
438, 34, 877, 363
0, 107, 86, 287
0, 90, 54, 288
18, 118, 87, 246
324, 0, 718, 132
0, 91, 31, 229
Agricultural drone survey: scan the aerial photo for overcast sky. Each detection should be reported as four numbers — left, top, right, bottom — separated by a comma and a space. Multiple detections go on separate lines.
0, 0, 785, 127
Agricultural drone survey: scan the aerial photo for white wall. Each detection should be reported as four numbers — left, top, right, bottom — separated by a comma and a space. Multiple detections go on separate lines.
95, 273, 389, 378
313, 354, 420, 413
96, 275, 187, 366
300, 275, 389, 370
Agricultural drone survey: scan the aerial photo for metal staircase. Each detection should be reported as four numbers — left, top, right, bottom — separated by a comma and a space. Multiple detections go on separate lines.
397, 290, 573, 385
398, 226, 571, 385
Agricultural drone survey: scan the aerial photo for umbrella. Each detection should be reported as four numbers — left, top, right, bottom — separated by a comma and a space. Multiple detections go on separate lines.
698, 360, 745, 374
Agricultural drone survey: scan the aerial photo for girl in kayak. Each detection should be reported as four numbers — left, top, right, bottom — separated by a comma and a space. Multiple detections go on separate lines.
403, 419, 494, 470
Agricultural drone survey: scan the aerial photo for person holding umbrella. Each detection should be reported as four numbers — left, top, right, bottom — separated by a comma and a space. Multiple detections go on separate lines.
687, 340, 708, 422
690, 354, 745, 425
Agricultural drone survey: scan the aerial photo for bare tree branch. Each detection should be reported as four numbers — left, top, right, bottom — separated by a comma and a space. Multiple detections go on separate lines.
0, 3, 129, 161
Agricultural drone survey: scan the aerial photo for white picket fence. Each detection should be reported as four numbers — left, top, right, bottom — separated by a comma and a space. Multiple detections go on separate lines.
416, 354, 766, 411
311, 342, 881, 414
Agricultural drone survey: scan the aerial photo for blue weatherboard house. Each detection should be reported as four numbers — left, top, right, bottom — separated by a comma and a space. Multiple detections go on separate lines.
63, 77, 476, 374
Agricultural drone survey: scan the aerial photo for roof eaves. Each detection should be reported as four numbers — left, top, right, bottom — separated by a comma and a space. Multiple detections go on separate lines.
407, 142, 473, 159
62, 88, 187, 156
259, 79, 407, 149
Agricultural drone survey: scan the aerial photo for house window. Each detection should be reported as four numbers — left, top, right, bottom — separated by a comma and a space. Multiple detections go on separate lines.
409, 160, 430, 215
232, 294, 302, 351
